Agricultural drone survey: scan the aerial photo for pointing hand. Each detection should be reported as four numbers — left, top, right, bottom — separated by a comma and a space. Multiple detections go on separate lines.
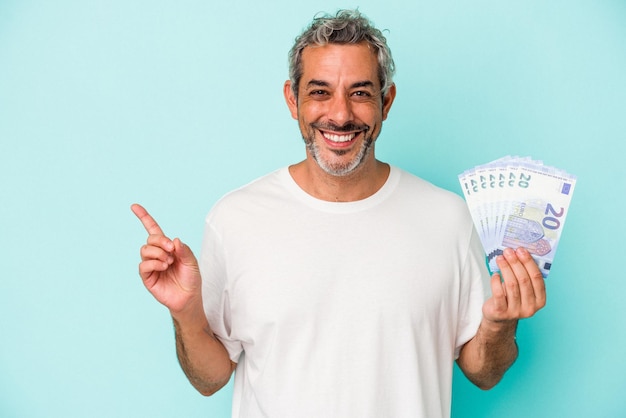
131, 204, 201, 314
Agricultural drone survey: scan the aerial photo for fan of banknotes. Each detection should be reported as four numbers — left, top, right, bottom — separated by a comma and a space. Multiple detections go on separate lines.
458, 156, 577, 278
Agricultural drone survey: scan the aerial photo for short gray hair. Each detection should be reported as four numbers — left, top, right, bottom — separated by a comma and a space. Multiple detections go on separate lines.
288, 9, 396, 99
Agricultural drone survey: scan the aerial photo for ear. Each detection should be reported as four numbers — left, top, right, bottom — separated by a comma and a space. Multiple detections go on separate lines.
381, 83, 396, 121
283, 80, 298, 120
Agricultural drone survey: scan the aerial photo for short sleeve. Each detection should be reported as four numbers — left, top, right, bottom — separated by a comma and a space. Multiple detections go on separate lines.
454, 226, 491, 359
200, 217, 243, 363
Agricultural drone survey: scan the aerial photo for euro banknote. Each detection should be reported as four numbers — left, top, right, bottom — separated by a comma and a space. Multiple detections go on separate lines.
458, 156, 577, 277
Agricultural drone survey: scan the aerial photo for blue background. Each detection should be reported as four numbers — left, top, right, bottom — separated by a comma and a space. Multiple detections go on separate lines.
1, 1, 625, 417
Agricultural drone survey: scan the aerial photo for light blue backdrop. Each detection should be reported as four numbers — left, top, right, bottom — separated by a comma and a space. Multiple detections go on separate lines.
1, 1, 625, 417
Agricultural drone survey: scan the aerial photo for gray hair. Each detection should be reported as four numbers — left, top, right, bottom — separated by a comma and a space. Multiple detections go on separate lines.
288, 9, 396, 99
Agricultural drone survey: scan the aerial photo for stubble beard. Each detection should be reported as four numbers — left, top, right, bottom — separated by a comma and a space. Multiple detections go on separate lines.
303, 122, 375, 177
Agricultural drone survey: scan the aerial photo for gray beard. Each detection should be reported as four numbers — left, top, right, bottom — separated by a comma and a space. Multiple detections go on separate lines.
304, 132, 374, 177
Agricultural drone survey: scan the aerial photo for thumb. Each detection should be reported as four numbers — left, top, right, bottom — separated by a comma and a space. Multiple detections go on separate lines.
172, 238, 198, 266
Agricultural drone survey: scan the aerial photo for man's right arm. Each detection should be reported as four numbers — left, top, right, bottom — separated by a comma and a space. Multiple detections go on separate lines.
131, 204, 235, 395
171, 301, 236, 396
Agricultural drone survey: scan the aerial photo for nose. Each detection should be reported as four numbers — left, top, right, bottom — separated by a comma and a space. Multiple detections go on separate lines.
327, 93, 353, 127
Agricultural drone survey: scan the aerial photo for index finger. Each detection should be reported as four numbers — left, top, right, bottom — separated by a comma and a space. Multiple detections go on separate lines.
131, 203, 165, 236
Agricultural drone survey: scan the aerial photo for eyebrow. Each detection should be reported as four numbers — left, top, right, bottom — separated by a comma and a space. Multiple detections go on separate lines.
306, 79, 330, 88
351, 81, 375, 89
305, 79, 376, 89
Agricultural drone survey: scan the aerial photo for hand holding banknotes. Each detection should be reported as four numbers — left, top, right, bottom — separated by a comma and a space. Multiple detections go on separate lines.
484, 247, 546, 322
457, 156, 575, 319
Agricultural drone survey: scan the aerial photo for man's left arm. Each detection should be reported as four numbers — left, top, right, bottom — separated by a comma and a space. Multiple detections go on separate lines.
457, 247, 546, 390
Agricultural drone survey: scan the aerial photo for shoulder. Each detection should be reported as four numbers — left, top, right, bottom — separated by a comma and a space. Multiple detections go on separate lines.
206, 168, 290, 223
393, 166, 466, 207
388, 166, 472, 230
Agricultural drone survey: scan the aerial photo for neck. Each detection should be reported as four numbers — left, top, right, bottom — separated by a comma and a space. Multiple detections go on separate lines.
289, 157, 390, 202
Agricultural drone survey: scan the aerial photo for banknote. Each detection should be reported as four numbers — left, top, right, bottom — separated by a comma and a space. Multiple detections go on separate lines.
458, 156, 576, 277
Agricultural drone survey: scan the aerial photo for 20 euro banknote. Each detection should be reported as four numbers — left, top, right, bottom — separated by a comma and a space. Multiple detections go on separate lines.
458, 156, 576, 277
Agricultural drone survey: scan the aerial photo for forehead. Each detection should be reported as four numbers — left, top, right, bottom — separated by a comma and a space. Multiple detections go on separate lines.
300, 43, 379, 87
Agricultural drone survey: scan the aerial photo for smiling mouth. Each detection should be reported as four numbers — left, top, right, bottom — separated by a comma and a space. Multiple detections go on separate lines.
321, 131, 357, 144
310, 122, 370, 148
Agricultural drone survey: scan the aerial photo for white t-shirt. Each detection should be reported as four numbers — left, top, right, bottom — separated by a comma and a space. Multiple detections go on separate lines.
201, 166, 490, 418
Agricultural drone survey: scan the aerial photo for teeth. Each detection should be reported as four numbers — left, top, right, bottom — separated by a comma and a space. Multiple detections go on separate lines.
324, 133, 356, 143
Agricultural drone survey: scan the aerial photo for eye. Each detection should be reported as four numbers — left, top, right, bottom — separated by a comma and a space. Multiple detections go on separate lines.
310, 89, 328, 96
351, 90, 375, 101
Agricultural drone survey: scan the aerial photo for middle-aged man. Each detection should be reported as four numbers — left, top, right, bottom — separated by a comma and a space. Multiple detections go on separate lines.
132, 9, 546, 418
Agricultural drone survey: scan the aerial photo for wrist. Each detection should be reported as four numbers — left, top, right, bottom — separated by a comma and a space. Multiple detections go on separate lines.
479, 318, 518, 340
170, 296, 207, 328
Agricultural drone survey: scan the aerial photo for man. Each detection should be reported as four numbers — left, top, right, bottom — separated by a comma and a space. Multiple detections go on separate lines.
132, 9, 545, 418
